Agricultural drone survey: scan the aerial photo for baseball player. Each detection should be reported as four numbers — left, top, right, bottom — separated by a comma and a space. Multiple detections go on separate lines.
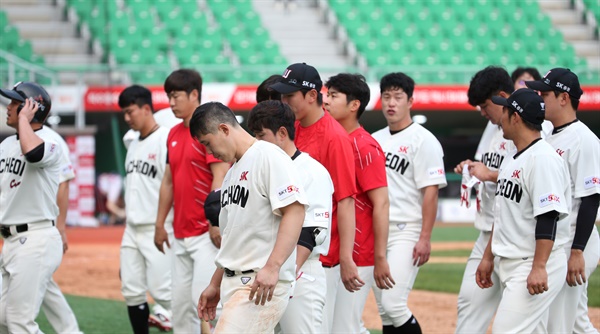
40, 126, 82, 334
512, 67, 542, 90
193, 102, 307, 333
0, 82, 64, 333
269, 63, 360, 331
118, 85, 173, 333
454, 66, 516, 333
477, 88, 571, 333
325, 73, 394, 333
247, 100, 333, 333
371, 72, 447, 333
154, 69, 229, 334
526, 68, 600, 333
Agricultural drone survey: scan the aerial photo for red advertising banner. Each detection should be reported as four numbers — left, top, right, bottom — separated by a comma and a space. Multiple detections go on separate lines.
83, 85, 600, 112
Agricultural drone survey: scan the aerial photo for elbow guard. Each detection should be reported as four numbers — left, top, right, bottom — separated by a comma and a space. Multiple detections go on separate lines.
572, 194, 600, 250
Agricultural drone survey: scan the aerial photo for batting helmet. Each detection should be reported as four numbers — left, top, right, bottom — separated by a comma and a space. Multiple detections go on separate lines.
0, 81, 52, 123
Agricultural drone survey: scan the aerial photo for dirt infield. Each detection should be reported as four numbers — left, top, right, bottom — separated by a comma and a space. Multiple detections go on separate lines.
52, 226, 599, 332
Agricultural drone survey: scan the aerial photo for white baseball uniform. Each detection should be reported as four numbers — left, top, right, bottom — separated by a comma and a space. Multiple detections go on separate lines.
121, 127, 173, 315
545, 120, 600, 334
39, 127, 82, 334
456, 126, 515, 333
277, 151, 333, 334
214, 140, 307, 333
0, 127, 64, 333
492, 138, 571, 333
371, 123, 447, 328
457, 120, 554, 333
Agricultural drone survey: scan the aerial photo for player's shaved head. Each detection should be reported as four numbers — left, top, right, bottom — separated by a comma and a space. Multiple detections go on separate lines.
248, 100, 296, 140
189, 102, 239, 138
468, 66, 514, 107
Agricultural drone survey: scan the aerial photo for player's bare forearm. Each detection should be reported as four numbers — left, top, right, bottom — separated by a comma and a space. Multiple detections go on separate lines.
476, 228, 495, 288
527, 239, 554, 295
209, 162, 229, 190
250, 202, 304, 305
155, 165, 173, 229
368, 187, 390, 261
415, 186, 438, 266
295, 244, 311, 275
368, 187, 395, 289
264, 201, 305, 271
17, 99, 44, 154
199, 268, 224, 321
56, 181, 70, 253
337, 196, 356, 263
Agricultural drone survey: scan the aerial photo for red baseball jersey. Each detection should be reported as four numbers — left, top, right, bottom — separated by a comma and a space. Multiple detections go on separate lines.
167, 123, 220, 239
294, 112, 357, 266
350, 127, 388, 266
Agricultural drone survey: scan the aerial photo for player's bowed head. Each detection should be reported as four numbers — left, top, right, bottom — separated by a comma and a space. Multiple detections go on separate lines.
189, 102, 254, 163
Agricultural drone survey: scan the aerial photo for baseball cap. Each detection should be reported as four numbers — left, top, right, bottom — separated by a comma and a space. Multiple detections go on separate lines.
491, 88, 545, 125
525, 68, 583, 99
270, 63, 322, 94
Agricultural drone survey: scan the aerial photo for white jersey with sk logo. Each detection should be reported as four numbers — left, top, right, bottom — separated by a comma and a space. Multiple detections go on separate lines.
124, 126, 173, 227
546, 120, 600, 238
0, 127, 62, 225
492, 139, 571, 259
372, 123, 447, 223
216, 140, 307, 283
293, 151, 333, 256
43, 128, 75, 184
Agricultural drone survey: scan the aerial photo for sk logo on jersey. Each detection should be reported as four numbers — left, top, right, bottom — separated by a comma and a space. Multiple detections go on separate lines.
511, 170, 521, 179
584, 176, 600, 189
241, 277, 251, 285
398, 146, 409, 154
499, 142, 506, 150
277, 185, 300, 201
239, 171, 248, 181
148, 153, 156, 161
556, 149, 565, 157
539, 193, 560, 207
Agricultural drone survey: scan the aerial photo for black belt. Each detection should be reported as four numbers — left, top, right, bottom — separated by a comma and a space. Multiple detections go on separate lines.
224, 268, 255, 277
0, 220, 55, 238
322, 263, 340, 268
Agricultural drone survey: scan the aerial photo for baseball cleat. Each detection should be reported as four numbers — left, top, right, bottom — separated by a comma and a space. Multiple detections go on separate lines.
148, 313, 172, 332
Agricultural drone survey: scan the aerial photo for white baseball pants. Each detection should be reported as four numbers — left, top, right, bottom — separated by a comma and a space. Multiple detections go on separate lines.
455, 230, 502, 333
548, 227, 600, 334
216, 272, 292, 333
0, 224, 62, 334
172, 233, 218, 334
277, 257, 326, 333
493, 249, 567, 333
331, 265, 374, 333
41, 278, 82, 333
120, 224, 173, 309
373, 222, 421, 327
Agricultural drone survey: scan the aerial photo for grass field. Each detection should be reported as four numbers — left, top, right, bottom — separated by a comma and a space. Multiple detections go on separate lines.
35, 225, 599, 333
